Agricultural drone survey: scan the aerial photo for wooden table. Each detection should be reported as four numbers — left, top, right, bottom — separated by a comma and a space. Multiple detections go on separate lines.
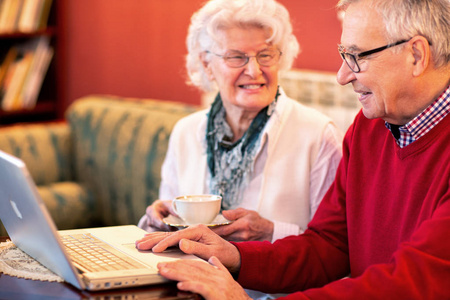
0, 236, 201, 300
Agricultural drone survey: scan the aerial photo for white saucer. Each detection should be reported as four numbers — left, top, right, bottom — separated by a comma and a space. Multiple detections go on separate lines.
163, 214, 232, 228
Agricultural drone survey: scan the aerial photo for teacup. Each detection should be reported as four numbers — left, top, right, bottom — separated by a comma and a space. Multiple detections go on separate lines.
172, 195, 222, 225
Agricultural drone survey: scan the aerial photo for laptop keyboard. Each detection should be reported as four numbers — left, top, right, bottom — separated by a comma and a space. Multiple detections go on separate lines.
60, 233, 147, 273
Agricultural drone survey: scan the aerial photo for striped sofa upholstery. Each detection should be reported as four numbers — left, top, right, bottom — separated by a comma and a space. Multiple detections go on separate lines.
0, 95, 197, 235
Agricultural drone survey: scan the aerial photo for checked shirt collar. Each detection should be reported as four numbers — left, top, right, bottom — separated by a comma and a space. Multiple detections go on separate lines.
386, 85, 450, 148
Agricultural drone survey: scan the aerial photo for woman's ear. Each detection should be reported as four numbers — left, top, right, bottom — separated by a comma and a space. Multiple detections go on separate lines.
409, 36, 430, 77
200, 52, 215, 80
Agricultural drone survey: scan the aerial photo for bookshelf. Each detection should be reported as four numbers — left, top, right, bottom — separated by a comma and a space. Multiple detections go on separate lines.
0, 0, 62, 126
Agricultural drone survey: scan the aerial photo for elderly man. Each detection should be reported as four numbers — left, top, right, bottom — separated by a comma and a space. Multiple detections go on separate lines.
136, 0, 450, 298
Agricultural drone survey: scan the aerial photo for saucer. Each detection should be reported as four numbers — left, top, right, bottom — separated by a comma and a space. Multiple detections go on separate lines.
163, 214, 232, 228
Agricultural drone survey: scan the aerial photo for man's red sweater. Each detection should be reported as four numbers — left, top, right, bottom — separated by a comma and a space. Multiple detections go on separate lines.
234, 111, 450, 299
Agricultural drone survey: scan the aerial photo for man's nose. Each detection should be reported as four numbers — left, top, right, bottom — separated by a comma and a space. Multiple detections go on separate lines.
336, 60, 356, 86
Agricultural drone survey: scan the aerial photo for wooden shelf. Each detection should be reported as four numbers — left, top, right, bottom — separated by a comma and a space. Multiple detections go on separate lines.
0, 27, 56, 39
0, 101, 57, 125
0, 100, 55, 115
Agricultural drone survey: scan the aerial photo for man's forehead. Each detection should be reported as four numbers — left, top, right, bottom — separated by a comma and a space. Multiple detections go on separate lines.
340, 2, 387, 50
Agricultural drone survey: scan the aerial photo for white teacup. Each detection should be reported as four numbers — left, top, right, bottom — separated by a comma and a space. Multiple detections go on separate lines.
172, 195, 222, 225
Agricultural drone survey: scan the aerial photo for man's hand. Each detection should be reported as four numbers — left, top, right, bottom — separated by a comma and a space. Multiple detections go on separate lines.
135, 224, 242, 273
157, 256, 250, 300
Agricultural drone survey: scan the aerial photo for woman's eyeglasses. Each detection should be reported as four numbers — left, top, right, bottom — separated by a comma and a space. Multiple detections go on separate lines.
206, 49, 282, 68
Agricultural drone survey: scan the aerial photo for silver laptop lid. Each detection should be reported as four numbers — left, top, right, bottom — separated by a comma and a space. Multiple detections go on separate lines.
0, 150, 84, 289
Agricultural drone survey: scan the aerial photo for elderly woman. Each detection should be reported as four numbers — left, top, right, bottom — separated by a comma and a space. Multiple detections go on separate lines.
138, 0, 342, 244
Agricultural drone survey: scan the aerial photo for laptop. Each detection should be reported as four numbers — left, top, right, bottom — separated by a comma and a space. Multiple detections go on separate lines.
0, 149, 200, 291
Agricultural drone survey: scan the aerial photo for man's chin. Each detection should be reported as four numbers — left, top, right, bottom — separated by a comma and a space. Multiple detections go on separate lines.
361, 108, 380, 120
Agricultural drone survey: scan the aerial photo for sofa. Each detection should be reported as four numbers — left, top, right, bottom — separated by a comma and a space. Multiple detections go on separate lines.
0, 95, 198, 236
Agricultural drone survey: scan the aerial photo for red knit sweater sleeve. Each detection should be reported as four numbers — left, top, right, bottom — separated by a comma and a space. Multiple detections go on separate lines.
299, 199, 450, 299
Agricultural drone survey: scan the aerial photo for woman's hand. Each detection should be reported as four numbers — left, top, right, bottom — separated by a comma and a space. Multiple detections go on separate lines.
135, 224, 242, 273
212, 208, 274, 242
143, 200, 176, 231
158, 256, 250, 300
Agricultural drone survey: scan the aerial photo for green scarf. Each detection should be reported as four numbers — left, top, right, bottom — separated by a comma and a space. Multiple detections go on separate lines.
206, 88, 280, 209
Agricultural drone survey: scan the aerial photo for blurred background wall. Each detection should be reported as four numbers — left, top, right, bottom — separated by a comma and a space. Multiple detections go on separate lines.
61, 0, 343, 107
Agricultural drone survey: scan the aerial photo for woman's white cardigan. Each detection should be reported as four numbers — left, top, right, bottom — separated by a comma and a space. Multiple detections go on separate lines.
140, 90, 343, 242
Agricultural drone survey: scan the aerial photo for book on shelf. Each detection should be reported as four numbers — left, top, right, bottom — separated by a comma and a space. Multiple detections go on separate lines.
0, 36, 53, 111
0, 0, 22, 33
0, 46, 18, 91
0, 0, 53, 33
21, 37, 53, 108
1, 50, 33, 110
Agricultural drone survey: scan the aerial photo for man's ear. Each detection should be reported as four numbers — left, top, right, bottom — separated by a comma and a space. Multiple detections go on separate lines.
409, 36, 430, 76
200, 52, 215, 80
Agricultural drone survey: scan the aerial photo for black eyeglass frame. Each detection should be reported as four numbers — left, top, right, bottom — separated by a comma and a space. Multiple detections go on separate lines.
338, 39, 411, 73
205, 49, 282, 68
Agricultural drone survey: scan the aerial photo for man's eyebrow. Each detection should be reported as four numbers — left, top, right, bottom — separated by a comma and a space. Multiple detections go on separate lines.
341, 43, 362, 52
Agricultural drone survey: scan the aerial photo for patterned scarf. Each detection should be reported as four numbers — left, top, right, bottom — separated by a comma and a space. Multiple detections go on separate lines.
206, 88, 279, 209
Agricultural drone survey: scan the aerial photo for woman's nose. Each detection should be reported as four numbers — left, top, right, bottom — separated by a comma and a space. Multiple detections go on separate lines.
244, 57, 263, 78
336, 61, 356, 86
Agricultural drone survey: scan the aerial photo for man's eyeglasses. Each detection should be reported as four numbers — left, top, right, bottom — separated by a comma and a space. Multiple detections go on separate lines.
206, 49, 282, 68
338, 39, 410, 73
